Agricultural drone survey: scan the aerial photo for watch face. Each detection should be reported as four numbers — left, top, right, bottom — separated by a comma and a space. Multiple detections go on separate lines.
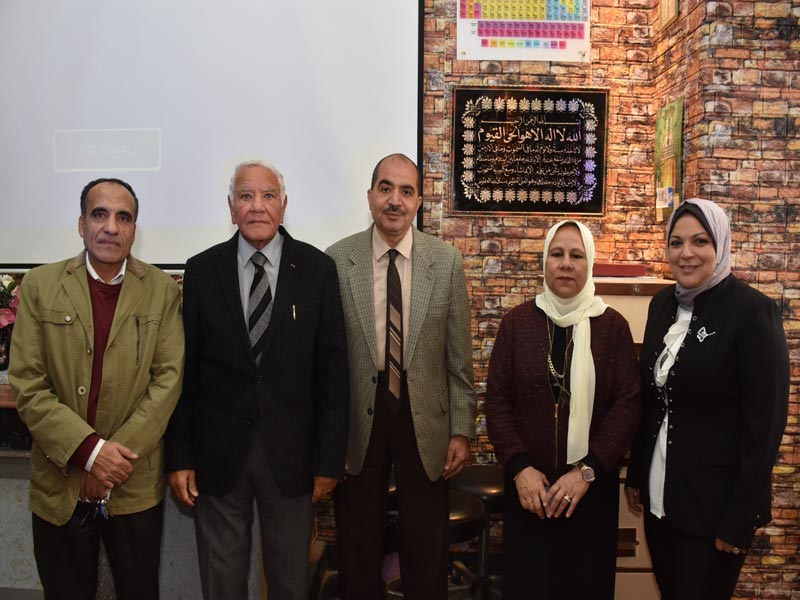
581, 465, 595, 482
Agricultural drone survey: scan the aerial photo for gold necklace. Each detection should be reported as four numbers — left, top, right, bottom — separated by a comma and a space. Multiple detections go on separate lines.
546, 318, 572, 381
547, 318, 573, 473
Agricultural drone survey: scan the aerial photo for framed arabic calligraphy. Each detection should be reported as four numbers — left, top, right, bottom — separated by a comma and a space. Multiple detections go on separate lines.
451, 86, 608, 215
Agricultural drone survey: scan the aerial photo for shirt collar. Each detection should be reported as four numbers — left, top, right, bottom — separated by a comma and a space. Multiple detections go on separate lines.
237, 231, 284, 268
371, 226, 413, 261
85, 254, 126, 285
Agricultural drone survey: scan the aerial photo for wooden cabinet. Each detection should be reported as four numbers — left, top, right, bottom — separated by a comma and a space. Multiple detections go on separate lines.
616, 468, 660, 599
593, 277, 673, 600
595, 277, 673, 346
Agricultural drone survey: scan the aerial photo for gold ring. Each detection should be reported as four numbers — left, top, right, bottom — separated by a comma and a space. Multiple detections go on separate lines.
731, 547, 741, 555
563, 495, 572, 503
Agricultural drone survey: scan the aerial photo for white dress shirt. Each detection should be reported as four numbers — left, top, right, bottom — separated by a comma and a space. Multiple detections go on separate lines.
236, 232, 283, 319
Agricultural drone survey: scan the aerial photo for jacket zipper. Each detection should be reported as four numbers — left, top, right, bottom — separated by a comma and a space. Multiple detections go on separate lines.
554, 400, 559, 474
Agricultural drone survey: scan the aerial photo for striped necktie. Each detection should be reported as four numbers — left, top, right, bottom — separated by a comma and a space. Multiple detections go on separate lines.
385, 249, 403, 411
249, 251, 273, 363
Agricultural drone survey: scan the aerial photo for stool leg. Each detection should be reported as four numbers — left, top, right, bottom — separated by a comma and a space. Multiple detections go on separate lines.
472, 525, 487, 600
478, 526, 489, 577
475, 520, 502, 600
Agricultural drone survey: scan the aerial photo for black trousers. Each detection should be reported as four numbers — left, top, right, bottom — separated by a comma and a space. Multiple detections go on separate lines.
644, 511, 747, 600
32, 501, 163, 600
502, 468, 619, 600
334, 378, 450, 600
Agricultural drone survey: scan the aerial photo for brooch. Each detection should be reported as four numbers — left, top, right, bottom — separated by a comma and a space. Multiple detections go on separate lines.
696, 326, 716, 343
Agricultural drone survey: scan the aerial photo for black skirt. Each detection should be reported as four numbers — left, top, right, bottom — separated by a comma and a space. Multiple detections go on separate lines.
501, 467, 620, 600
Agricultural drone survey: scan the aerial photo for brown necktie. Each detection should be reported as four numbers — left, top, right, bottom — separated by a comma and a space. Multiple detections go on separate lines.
249, 252, 273, 364
385, 249, 403, 411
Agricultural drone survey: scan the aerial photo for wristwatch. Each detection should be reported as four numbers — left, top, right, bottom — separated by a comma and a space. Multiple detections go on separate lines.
579, 462, 596, 482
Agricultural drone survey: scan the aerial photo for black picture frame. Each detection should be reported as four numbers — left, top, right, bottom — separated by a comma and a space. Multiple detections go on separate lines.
451, 86, 608, 215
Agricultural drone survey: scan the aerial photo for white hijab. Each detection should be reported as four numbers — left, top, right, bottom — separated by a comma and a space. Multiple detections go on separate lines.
535, 220, 608, 464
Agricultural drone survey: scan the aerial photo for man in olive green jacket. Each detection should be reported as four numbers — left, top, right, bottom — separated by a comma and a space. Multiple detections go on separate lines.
9, 178, 184, 600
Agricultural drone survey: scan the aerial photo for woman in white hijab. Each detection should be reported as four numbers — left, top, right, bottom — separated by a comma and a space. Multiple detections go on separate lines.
486, 220, 641, 600
625, 199, 789, 600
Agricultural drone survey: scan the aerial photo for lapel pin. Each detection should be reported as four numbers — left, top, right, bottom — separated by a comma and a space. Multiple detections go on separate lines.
696, 326, 716, 343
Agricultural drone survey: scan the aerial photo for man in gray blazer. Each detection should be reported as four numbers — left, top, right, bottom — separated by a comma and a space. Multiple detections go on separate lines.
326, 153, 476, 599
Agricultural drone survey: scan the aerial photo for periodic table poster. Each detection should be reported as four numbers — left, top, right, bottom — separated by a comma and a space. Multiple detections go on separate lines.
457, 0, 591, 62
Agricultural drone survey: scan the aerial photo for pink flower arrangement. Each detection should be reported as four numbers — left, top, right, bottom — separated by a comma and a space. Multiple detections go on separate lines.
0, 275, 19, 329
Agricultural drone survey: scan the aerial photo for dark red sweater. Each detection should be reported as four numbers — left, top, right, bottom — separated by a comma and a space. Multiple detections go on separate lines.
69, 275, 122, 468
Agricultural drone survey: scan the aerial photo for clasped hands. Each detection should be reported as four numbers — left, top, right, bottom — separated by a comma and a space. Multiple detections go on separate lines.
82, 441, 138, 501
515, 465, 590, 519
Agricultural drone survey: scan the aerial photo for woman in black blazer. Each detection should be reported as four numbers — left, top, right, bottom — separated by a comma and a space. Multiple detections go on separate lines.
625, 198, 789, 600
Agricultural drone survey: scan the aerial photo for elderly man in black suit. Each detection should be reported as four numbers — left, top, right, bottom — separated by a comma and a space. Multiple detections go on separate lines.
166, 159, 349, 600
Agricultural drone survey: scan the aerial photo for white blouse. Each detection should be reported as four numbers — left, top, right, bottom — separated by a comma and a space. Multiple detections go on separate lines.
648, 306, 692, 518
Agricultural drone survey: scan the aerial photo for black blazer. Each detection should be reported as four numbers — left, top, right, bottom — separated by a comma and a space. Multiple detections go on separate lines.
627, 274, 789, 548
166, 228, 349, 497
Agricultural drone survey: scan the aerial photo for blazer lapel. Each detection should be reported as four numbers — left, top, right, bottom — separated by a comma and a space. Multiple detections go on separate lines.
406, 228, 434, 368
214, 234, 250, 345
348, 230, 378, 370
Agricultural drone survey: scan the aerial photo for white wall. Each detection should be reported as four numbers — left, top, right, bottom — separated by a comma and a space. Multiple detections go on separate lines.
0, 0, 419, 265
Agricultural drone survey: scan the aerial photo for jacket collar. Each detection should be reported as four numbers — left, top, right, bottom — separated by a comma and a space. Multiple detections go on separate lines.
61, 251, 149, 352
220, 227, 301, 368
346, 224, 436, 369
66, 250, 146, 280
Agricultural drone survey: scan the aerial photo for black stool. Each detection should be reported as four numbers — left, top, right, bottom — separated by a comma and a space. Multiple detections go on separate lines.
385, 488, 486, 599
449, 464, 505, 599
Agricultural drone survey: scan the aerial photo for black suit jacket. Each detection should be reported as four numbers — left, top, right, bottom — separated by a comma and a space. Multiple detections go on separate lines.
166, 227, 349, 498
627, 274, 789, 548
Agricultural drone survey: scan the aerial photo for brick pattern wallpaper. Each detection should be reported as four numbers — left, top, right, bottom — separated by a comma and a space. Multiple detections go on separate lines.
421, 0, 799, 597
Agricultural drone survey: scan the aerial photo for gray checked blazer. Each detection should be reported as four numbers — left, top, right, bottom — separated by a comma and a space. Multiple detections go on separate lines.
326, 225, 476, 481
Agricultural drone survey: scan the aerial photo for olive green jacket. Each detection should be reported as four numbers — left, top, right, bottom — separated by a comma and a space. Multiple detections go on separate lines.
10, 252, 184, 525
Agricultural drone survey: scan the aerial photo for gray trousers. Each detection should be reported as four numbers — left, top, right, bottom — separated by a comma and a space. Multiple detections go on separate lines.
194, 434, 313, 600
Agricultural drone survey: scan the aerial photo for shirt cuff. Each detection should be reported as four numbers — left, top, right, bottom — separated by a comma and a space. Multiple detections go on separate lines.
86, 439, 106, 472
69, 434, 103, 471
